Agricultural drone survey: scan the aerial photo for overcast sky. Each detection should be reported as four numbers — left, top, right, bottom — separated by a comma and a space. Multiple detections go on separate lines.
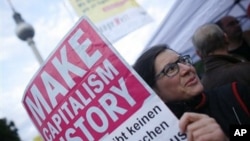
0, 0, 175, 140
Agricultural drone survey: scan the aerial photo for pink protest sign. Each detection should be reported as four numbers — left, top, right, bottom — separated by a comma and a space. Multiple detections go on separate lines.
22, 17, 186, 141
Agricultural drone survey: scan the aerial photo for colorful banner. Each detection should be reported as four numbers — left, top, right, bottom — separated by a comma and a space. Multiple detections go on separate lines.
68, 0, 152, 42
22, 17, 186, 141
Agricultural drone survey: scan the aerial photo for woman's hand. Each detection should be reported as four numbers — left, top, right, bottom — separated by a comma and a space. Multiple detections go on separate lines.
179, 112, 229, 141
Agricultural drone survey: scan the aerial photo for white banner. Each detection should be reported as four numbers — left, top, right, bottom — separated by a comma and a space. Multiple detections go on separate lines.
68, 0, 152, 42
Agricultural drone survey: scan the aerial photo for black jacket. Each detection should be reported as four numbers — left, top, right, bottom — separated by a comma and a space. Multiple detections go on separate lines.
166, 82, 250, 137
201, 55, 250, 90
228, 39, 250, 61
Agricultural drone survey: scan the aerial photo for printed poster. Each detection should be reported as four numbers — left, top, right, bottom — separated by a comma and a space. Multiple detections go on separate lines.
22, 16, 186, 141
68, 0, 152, 42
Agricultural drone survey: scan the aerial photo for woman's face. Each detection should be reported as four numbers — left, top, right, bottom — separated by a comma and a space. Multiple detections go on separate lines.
153, 50, 203, 102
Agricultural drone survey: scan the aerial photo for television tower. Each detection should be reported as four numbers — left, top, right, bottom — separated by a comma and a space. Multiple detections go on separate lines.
7, 0, 43, 64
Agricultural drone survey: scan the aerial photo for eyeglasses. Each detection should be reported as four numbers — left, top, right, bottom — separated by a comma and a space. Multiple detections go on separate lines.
155, 55, 193, 79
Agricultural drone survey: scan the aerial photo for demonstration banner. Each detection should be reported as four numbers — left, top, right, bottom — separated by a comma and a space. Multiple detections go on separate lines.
68, 0, 152, 42
22, 17, 186, 141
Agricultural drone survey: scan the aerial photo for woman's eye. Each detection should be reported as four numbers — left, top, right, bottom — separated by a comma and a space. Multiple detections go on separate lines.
166, 65, 176, 73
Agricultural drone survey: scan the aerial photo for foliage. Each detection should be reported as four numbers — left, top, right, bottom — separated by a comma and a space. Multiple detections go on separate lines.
0, 118, 21, 141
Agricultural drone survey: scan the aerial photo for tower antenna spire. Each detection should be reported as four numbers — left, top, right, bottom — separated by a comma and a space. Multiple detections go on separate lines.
7, 0, 43, 64
7, 0, 16, 12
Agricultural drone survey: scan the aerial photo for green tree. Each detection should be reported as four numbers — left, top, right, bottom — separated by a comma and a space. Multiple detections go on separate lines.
0, 118, 21, 141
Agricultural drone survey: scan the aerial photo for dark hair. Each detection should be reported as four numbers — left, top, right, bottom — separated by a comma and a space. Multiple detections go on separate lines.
215, 15, 238, 30
133, 44, 171, 87
215, 20, 222, 28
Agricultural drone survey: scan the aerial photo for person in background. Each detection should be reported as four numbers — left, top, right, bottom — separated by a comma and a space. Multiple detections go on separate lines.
216, 15, 250, 61
192, 23, 250, 90
133, 44, 250, 140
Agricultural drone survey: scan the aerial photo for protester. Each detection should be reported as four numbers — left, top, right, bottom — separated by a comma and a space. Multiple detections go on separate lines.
133, 44, 250, 140
216, 15, 250, 61
192, 23, 250, 90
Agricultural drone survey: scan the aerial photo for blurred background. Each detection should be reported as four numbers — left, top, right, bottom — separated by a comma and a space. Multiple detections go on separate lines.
0, 0, 249, 140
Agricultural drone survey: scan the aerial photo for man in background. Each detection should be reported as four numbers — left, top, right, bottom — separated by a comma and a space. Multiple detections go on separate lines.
216, 15, 250, 61
192, 23, 250, 90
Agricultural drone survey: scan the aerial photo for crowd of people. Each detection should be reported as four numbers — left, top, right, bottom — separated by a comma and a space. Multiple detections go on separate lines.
133, 15, 250, 141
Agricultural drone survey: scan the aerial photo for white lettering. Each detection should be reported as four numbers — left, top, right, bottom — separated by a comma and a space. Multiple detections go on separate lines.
25, 85, 52, 126
52, 46, 86, 88
86, 106, 108, 133
74, 117, 94, 140
69, 96, 84, 115
41, 71, 68, 108
69, 29, 102, 68
43, 128, 52, 141
65, 128, 83, 141
47, 121, 59, 139
75, 90, 91, 106
110, 77, 136, 106
61, 102, 74, 120
234, 129, 247, 136
51, 114, 62, 132
87, 74, 104, 94
96, 59, 119, 85
58, 108, 69, 124
99, 93, 127, 121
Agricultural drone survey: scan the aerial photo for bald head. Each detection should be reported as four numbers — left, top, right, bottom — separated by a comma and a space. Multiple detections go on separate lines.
192, 24, 228, 58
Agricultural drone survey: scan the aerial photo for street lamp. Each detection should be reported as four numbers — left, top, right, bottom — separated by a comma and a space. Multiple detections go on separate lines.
7, 0, 43, 65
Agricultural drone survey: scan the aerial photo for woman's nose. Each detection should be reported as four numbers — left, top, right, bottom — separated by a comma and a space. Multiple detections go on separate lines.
178, 63, 193, 75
